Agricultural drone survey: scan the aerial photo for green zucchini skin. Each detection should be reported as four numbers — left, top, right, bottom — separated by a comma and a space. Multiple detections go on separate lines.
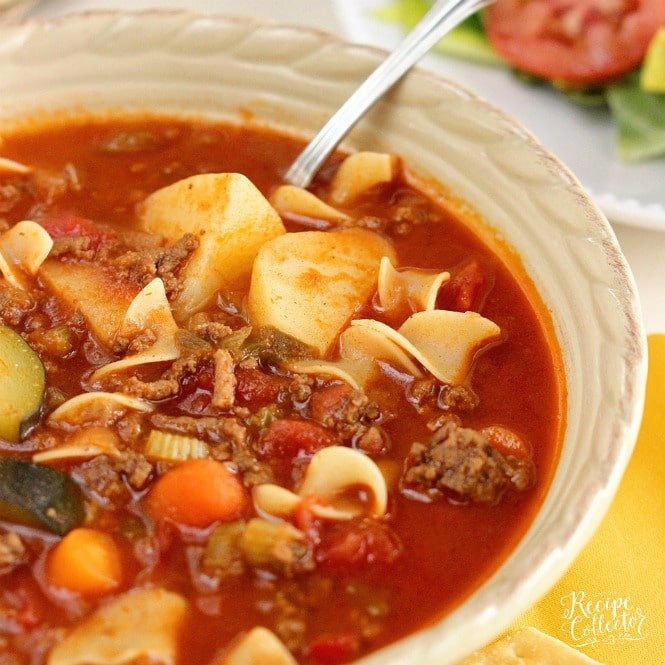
0, 325, 46, 442
0, 458, 85, 535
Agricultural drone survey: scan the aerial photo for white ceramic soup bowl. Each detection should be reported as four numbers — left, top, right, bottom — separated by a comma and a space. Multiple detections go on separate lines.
0, 11, 647, 665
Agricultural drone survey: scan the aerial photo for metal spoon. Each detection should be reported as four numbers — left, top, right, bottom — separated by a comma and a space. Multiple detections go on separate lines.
284, 0, 494, 188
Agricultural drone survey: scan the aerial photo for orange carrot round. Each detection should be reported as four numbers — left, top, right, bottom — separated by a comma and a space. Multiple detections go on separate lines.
46, 527, 123, 597
144, 458, 247, 528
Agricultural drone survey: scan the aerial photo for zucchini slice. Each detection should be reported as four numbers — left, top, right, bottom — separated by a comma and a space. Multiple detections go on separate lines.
0, 458, 85, 535
0, 325, 46, 442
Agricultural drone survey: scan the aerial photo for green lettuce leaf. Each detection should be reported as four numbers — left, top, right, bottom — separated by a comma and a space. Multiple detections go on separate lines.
607, 80, 665, 162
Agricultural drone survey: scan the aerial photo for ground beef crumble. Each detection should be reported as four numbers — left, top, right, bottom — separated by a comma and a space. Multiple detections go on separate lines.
401, 420, 520, 505
307, 382, 385, 453
111, 347, 214, 399
408, 378, 479, 416
212, 348, 236, 409
192, 320, 234, 346
0, 283, 39, 327
112, 232, 198, 298
72, 452, 154, 506
123, 376, 180, 401
49, 235, 95, 260
149, 414, 248, 446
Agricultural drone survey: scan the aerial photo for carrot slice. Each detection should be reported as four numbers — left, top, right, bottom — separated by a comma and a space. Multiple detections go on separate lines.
46, 527, 123, 597
144, 458, 247, 528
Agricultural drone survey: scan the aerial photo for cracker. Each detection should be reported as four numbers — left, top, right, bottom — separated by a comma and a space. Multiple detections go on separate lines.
458, 627, 603, 665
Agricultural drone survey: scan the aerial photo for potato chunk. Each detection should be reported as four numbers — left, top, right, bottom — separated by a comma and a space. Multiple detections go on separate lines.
47, 588, 187, 665
217, 627, 297, 665
40, 261, 137, 348
138, 173, 286, 320
248, 228, 394, 356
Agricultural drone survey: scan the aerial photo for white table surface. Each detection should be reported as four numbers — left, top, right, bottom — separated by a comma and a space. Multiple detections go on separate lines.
18, 0, 665, 335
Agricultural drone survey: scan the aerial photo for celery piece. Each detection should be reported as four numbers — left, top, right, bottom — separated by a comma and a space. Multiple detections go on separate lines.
144, 429, 210, 462
240, 518, 312, 576
202, 520, 246, 577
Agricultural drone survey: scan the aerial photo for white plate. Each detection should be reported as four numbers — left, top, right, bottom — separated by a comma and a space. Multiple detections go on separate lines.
333, 0, 665, 231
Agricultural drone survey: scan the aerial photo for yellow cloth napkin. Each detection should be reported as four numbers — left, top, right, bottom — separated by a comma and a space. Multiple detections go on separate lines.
511, 333, 665, 664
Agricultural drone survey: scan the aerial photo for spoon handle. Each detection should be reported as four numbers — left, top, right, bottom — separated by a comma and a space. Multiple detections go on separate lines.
284, 0, 493, 188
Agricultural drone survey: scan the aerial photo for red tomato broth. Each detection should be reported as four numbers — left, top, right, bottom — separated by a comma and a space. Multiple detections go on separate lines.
0, 115, 564, 664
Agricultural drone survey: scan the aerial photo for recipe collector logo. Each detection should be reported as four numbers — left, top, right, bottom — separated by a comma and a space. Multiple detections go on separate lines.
560, 591, 647, 648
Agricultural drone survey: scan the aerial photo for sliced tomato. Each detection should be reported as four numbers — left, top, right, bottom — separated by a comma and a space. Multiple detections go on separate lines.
485, 0, 665, 85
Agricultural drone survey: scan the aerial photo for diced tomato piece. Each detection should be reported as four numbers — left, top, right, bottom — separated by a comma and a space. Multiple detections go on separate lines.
317, 519, 402, 570
180, 364, 215, 396
179, 392, 212, 415
441, 260, 487, 312
196, 367, 215, 392
305, 631, 361, 665
176, 362, 214, 413
235, 365, 286, 406
308, 383, 354, 425
37, 210, 115, 249
258, 419, 339, 458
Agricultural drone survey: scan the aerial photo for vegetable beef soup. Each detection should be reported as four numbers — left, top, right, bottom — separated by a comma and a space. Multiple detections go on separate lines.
0, 117, 564, 665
